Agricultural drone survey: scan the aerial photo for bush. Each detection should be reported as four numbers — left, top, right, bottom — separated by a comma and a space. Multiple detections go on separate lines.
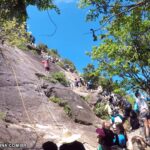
49, 96, 62, 104
126, 95, 135, 107
64, 104, 72, 117
0, 112, 6, 120
93, 102, 109, 120
48, 49, 60, 58
49, 96, 72, 117
57, 61, 65, 69
43, 75, 57, 84
51, 72, 69, 87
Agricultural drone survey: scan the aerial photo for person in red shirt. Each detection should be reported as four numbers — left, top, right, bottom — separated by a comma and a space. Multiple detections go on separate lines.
42, 59, 50, 72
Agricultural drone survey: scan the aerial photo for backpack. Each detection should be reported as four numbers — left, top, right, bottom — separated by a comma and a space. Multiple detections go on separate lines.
124, 101, 132, 110
114, 134, 127, 148
134, 102, 139, 112
130, 110, 140, 130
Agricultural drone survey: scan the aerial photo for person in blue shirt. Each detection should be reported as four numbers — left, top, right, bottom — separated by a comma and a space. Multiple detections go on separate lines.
111, 110, 123, 124
115, 123, 127, 149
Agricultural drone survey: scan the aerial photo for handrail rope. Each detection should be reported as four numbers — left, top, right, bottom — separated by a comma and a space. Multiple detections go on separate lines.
4, 46, 74, 136
5, 47, 66, 130
38, 79, 64, 130
3, 54, 41, 149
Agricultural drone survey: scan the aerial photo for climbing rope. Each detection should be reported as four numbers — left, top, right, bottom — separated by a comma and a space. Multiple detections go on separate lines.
3, 46, 67, 132
3, 53, 41, 149
2, 46, 83, 146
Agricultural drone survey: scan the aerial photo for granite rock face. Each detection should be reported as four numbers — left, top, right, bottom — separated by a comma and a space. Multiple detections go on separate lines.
0, 44, 100, 149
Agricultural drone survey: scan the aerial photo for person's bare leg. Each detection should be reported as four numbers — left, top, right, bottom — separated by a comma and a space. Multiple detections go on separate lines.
144, 119, 149, 141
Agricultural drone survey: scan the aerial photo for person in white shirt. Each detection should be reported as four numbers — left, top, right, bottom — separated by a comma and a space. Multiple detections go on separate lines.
135, 90, 150, 142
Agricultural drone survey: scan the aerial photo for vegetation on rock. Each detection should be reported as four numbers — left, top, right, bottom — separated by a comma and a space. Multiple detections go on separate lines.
51, 72, 69, 87
93, 102, 109, 120
49, 96, 72, 117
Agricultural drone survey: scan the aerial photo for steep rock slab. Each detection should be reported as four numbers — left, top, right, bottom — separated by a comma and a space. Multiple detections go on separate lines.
44, 86, 99, 125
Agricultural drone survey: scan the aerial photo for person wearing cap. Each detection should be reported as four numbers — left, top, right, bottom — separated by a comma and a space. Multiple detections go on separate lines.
135, 90, 150, 142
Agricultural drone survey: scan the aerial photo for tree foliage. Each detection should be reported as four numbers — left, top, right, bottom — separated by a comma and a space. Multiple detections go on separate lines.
0, 0, 59, 22
0, 0, 59, 47
82, 64, 100, 89
79, 0, 150, 94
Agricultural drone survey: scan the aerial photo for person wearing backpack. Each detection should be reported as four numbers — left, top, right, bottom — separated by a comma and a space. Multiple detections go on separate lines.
120, 99, 132, 121
129, 110, 140, 130
115, 123, 127, 149
135, 90, 150, 143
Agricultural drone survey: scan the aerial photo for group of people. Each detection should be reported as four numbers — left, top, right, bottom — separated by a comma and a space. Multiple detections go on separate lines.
96, 90, 150, 150
41, 50, 60, 73
74, 77, 85, 87
74, 78, 94, 91
39, 91, 149, 150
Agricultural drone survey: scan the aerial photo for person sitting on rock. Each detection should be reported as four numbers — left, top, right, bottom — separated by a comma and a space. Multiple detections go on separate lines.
42, 141, 58, 150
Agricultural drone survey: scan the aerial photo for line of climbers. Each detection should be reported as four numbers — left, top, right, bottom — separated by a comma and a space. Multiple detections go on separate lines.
40, 50, 94, 90
39, 45, 149, 149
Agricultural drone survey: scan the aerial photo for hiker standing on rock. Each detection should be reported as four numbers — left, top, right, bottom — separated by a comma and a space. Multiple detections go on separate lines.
41, 50, 51, 73
42, 59, 50, 73
135, 90, 150, 143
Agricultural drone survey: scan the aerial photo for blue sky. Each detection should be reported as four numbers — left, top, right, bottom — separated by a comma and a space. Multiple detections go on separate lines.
27, 0, 100, 72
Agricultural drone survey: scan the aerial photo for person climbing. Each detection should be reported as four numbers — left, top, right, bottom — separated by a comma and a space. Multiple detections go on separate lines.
42, 59, 50, 73
135, 90, 150, 143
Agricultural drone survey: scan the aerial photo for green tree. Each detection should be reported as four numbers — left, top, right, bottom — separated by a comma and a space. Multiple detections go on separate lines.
0, 0, 59, 47
79, 0, 150, 94
83, 64, 99, 89
0, 0, 59, 22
